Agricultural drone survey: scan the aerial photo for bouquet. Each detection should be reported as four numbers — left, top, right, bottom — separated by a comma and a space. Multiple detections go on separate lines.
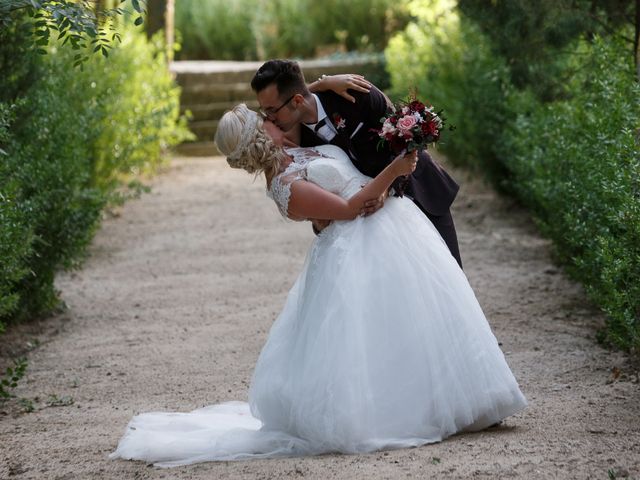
376, 97, 445, 155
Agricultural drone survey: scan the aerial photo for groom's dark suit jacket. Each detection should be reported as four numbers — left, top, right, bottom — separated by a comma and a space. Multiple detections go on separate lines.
300, 87, 462, 266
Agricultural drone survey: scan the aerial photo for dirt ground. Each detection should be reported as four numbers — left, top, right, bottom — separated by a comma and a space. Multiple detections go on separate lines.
1, 154, 638, 480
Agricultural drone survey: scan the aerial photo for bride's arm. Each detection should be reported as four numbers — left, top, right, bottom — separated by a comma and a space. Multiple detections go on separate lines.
308, 74, 371, 103
286, 152, 416, 221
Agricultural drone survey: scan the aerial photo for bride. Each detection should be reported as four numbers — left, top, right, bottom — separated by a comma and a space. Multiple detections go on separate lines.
110, 104, 527, 467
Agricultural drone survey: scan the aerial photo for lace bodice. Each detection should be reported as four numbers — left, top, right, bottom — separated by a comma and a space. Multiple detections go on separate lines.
267, 145, 371, 219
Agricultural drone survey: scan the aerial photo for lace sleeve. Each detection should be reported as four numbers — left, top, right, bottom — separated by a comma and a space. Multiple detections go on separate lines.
267, 168, 307, 219
267, 147, 329, 219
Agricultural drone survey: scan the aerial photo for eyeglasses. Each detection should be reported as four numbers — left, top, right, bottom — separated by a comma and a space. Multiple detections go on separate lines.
259, 95, 295, 119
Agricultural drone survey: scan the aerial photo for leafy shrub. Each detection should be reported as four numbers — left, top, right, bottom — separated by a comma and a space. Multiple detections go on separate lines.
387, 3, 640, 354
0, 357, 28, 399
457, 0, 636, 101
78, 30, 192, 193
174, 0, 259, 60
2, 47, 106, 320
505, 37, 640, 353
0, 104, 32, 325
0, 19, 191, 330
175, 0, 410, 60
385, 0, 514, 184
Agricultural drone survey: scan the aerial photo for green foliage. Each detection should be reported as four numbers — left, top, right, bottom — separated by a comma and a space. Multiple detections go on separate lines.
0, 105, 33, 323
0, 357, 27, 399
386, 0, 514, 182
79, 29, 193, 193
4, 61, 106, 318
252, 0, 315, 59
457, 0, 637, 99
506, 37, 640, 353
175, 0, 410, 60
18, 397, 35, 412
46, 393, 74, 407
1, 0, 147, 67
387, 2, 640, 355
0, 18, 191, 330
174, 0, 258, 60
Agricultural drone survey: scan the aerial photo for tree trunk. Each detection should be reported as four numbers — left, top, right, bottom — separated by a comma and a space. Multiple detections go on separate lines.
145, 0, 174, 62
146, 0, 166, 40
165, 0, 174, 62
635, 0, 640, 81
94, 0, 106, 25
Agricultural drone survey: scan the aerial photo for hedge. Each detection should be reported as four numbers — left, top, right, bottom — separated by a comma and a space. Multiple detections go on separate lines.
0, 19, 191, 331
386, 2, 640, 354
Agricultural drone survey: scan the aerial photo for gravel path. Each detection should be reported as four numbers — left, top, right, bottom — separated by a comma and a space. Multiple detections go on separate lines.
1, 154, 638, 479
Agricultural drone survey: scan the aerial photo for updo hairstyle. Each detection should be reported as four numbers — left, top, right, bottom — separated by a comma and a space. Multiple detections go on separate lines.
214, 104, 284, 180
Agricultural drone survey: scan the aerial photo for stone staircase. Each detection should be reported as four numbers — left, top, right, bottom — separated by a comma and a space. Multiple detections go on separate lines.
170, 57, 385, 156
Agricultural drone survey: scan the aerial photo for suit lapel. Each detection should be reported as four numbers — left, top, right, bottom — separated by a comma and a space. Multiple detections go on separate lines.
315, 92, 359, 158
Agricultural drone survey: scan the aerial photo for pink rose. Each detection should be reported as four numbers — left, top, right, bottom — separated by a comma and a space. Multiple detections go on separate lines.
397, 114, 417, 132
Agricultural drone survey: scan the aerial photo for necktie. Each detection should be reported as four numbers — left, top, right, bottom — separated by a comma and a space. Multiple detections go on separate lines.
314, 118, 327, 133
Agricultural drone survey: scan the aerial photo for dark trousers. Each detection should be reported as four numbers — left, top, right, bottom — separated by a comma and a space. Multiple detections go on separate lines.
421, 206, 463, 269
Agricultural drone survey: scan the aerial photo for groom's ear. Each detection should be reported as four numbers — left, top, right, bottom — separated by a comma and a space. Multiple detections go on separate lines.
291, 94, 305, 107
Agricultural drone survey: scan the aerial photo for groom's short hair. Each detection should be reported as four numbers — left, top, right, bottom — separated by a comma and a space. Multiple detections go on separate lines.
251, 60, 309, 98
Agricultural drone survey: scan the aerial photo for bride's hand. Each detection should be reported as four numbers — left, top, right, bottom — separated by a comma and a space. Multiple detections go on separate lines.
391, 150, 418, 177
313, 74, 372, 103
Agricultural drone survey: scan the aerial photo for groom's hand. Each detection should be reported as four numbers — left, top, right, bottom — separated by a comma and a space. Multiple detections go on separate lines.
360, 189, 388, 217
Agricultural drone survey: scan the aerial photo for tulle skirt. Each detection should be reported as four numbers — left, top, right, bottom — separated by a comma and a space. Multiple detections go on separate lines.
110, 197, 527, 467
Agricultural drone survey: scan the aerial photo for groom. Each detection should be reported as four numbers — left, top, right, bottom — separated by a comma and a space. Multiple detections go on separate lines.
250, 60, 462, 267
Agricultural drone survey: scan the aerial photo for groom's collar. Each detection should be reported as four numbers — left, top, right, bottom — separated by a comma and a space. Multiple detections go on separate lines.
302, 94, 328, 131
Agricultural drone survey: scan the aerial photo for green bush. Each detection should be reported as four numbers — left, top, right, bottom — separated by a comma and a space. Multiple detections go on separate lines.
387, 3, 640, 355
175, 0, 410, 60
81, 30, 192, 193
3, 69, 105, 319
505, 37, 640, 353
385, 0, 514, 184
457, 0, 635, 101
0, 104, 33, 325
175, 0, 259, 60
0, 19, 191, 330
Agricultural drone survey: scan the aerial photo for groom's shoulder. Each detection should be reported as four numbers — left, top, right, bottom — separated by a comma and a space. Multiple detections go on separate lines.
316, 90, 352, 109
318, 85, 390, 116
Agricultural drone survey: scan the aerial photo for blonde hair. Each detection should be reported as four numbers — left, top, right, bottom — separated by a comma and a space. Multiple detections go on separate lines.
214, 104, 284, 180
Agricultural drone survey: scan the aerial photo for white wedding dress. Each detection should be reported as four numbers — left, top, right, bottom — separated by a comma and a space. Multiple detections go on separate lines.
110, 145, 527, 467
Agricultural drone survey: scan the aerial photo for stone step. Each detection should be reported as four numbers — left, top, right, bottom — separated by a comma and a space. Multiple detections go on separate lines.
171, 57, 384, 87
188, 119, 219, 142
170, 57, 387, 155
180, 82, 255, 105
171, 60, 263, 87
182, 100, 260, 122
174, 141, 219, 157
178, 65, 375, 88
174, 70, 257, 87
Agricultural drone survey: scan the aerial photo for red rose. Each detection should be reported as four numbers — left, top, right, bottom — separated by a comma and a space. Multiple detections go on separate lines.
409, 100, 426, 112
390, 136, 407, 153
